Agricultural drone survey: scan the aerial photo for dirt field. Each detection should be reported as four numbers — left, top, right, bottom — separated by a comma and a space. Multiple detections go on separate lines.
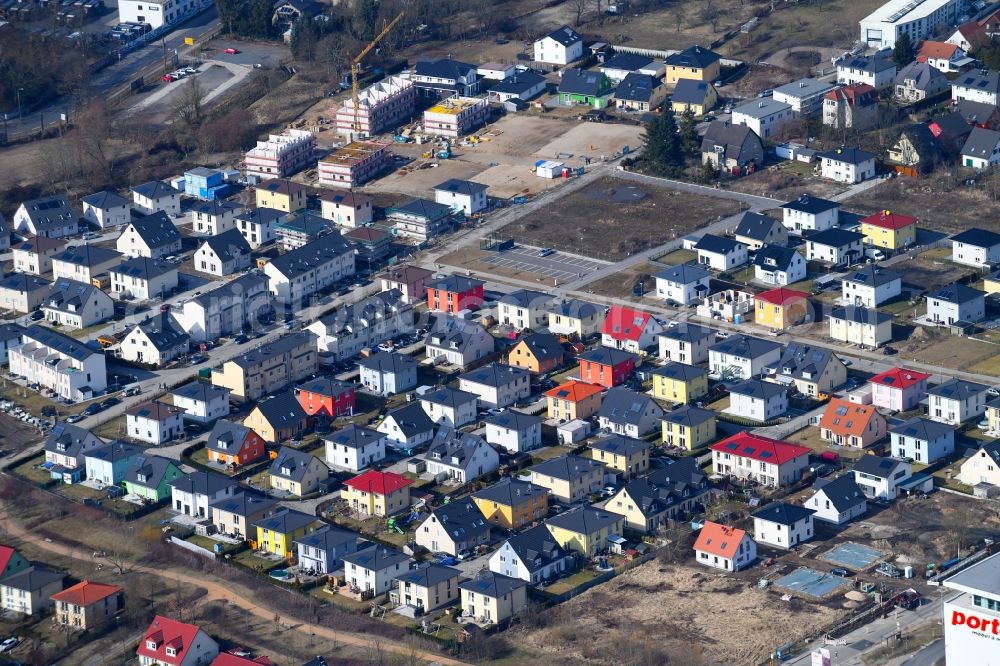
515, 560, 841, 665
0, 412, 46, 456
588, 262, 661, 301
849, 176, 1000, 235
498, 176, 745, 261
728, 164, 848, 201
893, 250, 976, 294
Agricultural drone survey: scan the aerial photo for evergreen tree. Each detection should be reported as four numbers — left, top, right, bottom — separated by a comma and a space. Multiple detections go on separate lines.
641, 109, 684, 176
679, 109, 699, 157
353, 0, 379, 41
893, 33, 915, 68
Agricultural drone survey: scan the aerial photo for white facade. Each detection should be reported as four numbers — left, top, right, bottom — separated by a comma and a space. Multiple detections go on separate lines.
820, 154, 875, 184
191, 206, 240, 236
853, 462, 911, 501
694, 536, 757, 572
806, 483, 867, 525
859, 0, 962, 48
128, 409, 184, 445
929, 390, 987, 426
708, 347, 782, 381
842, 274, 901, 307
807, 236, 863, 263
172, 392, 228, 424
782, 205, 838, 233
42, 285, 113, 330
754, 251, 806, 286
836, 58, 897, 89
172, 274, 270, 343
892, 427, 955, 463
434, 185, 487, 215
752, 512, 814, 549
927, 294, 985, 325
9, 329, 107, 401
696, 242, 748, 271
305, 298, 412, 361
420, 396, 477, 428
118, 0, 205, 30
728, 389, 788, 421
110, 265, 178, 301
193, 238, 251, 277
658, 329, 712, 365
534, 30, 583, 65
131, 187, 180, 217
732, 99, 793, 139
941, 554, 1000, 666
236, 212, 279, 249
83, 197, 130, 230
359, 361, 417, 396
263, 236, 355, 304
485, 419, 542, 453
424, 439, 499, 484
171, 481, 236, 519
325, 432, 387, 473
952, 237, 1000, 268
458, 372, 531, 409
489, 538, 570, 584
654, 270, 710, 305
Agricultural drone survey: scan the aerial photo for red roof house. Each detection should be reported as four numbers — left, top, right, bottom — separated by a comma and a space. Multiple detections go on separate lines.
293, 377, 356, 418
51, 581, 123, 629
861, 211, 918, 231
0, 545, 28, 580
137, 615, 219, 666
868, 368, 930, 411
345, 469, 413, 496
693, 521, 757, 571
212, 653, 277, 665
600, 305, 664, 353
710, 433, 811, 487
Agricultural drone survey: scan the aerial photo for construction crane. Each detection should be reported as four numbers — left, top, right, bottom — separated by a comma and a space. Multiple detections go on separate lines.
351, 11, 405, 134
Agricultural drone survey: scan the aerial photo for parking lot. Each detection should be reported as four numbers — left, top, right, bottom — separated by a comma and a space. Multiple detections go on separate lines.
481, 246, 608, 282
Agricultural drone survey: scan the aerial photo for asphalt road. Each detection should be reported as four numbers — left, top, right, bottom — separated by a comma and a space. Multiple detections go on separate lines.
903, 638, 944, 666
482, 246, 608, 282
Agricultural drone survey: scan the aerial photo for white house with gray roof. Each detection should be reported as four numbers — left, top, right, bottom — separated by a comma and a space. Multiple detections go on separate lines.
344, 545, 412, 595
484, 410, 542, 453
433, 179, 488, 215
498, 289, 550, 330
533, 25, 582, 65
264, 232, 355, 304
961, 128, 1000, 170
170, 470, 237, 518
807, 228, 864, 264
190, 199, 243, 236
296, 525, 358, 574
732, 98, 793, 139
780, 194, 839, 233
424, 316, 495, 369
734, 212, 787, 250
116, 211, 182, 259
817, 147, 876, 184
171, 272, 270, 343
415, 496, 490, 556
490, 524, 573, 584
708, 334, 782, 380
458, 363, 531, 408
109, 257, 178, 300
377, 403, 436, 449
836, 54, 897, 89
324, 424, 387, 473
422, 429, 499, 483
773, 78, 837, 118
118, 312, 189, 367
170, 381, 230, 424
358, 351, 417, 395
841, 265, 902, 307
950, 228, 1000, 267
419, 387, 478, 427
40, 279, 113, 329
9, 325, 106, 401
727, 379, 788, 421
926, 283, 985, 325
694, 234, 747, 271
806, 474, 867, 525
927, 379, 989, 425
131, 180, 182, 216
194, 228, 252, 277
598, 387, 663, 437
654, 264, 710, 305
51, 245, 122, 284
891, 417, 955, 463
82, 190, 130, 229
658, 322, 714, 364
13, 194, 78, 239
752, 245, 806, 285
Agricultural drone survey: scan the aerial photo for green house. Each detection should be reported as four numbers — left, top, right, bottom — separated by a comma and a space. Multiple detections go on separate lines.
122, 455, 184, 502
558, 69, 615, 109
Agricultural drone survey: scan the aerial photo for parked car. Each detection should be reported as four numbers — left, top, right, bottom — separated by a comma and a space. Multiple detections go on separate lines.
65, 414, 84, 424
223, 47, 240, 54
82, 404, 102, 416
100, 397, 120, 409
29, 310, 44, 321
124, 386, 142, 397
161, 74, 176, 82
82, 231, 99, 240
882, 346, 898, 356
190, 353, 207, 365
234, 334, 249, 345
537, 247, 555, 257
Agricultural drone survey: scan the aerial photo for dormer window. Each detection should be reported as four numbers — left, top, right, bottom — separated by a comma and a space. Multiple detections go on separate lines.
165, 646, 177, 657
146, 639, 160, 650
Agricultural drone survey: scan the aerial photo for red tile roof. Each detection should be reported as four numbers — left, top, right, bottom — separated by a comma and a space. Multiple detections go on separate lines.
710, 433, 810, 465
917, 40, 959, 61
136, 615, 204, 666
544, 380, 604, 402
755, 287, 809, 306
868, 367, 929, 390
818, 398, 883, 437
51, 580, 121, 607
824, 83, 877, 105
693, 521, 750, 559
600, 305, 653, 342
0, 545, 16, 575
862, 211, 918, 230
345, 469, 413, 496
212, 654, 276, 666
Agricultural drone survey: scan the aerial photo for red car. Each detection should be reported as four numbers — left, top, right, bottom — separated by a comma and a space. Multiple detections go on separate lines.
161, 74, 176, 82
223, 47, 240, 54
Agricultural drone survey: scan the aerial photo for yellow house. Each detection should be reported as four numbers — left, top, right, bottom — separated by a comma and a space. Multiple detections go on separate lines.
459, 573, 528, 625
588, 435, 651, 478
605, 459, 712, 532
662, 405, 717, 450
545, 299, 602, 339
472, 478, 549, 530
395, 565, 462, 613
253, 508, 321, 557
545, 380, 604, 421
754, 287, 811, 330
665, 45, 721, 86
984, 271, 1000, 296
545, 508, 624, 557
507, 333, 564, 375
651, 362, 709, 404
342, 470, 413, 516
254, 178, 307, 213
528, 454, 605, 503
267, 446, 328, 496
860, 211, 918, 250
986, 400, 1000, 434
670, 79, 718, 117
828, 306, 893, 348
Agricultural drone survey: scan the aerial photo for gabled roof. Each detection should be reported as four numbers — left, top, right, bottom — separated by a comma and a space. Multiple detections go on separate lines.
529, 453, 603, 481
44, 423, 100, 457
546, 506, 621, 535
427, 274, 484, 293
209, 489, 278, 517
460, 362, 528, 388
235, 207, 287, 225
169, 470, 236, 496
700, 121, 762, 161
345, 469, 412, 495
598, 387, 662, 425
853, 454, 907, 479
485, 410, 542, 431
843, 265, 901, 288
269, 445, 320, 482
694, 233, 742, 254
927, 378, 989, 400
589, 434, 651, 458
808, 227, 864, 247
513, 332, 564, 361
734, 211, 782, 242
868, 367, 929, 389
952, 227, 1000, 248
578, 346, 638, 367
501, 524, 569, 573
110, 256, 176, 281
693, 521, 749, 559
918, 40, 960, 60
753, 501, 815, 527
861, 210, 918, 230
137, 615, 203, 664
710, 432, 810, 465
18, 194, 77, 229
326, 424, 382, 450
51, 580, 121, 606
614, 73, 660, 102
953, 70, 1000, 95
228, 332, 314, 369
433, 179, 487, 196
123, 211, 181, 250
255, 178, 306, 196
654, 262, 710, 284
729, 378, 788, 401
781, 194, 839, 215
127, 400, 184, 421
666, 45, 720, 68
124, 455, 179, 489
381, 402, 436, 438
600, 304, 654, 341
772, 342, 838, 382
171, 380, 230, 405
294, 523, 357, 551
662, 404, 716, 428
420, 386, 478, 408
819, 398, 883, 437
342, 543, 410, 571
651, 361, 708, 382
42, 279, 110, 315
816, 146, 875, 165
473, 477, 548, 506
267, 232, 354, 280
0, 273, 52, 296
955, 99, 1000, 125
752, 245, 802, 272
971, 440, 1000, 468
133, 180, 181, 199
395, 563, 461, 588
812, 474, 867, 512
829, 306, 893, 326
22, 324, 98, 361
824, 83, 878, 106
658, 322, 714, 343
491, 72, 546, 95
255, 508, 318, 534
13, 235, 66, 254
927, 283, 983, 304
52, 244, 121, 268
358, 350, 416, 375
542, 25, 581, 47
889, 416, 955, 441
459, 571, 526, 597
206, 420, 258, 455
132, 312, 189, 352
709, 333, 782, 360
425, 496, 489, 541
85, 441, 143, 464
0, 565, 62, 592
558, 68, 611, 97
894, 61, 947, 91
200, 228, 251, 264
82, 190, 129, 208
295, 377, 354, 399
545, 379, 603, 402
755, 286, 809, 306
422, 428, 491, 473
671, 78, 713, 105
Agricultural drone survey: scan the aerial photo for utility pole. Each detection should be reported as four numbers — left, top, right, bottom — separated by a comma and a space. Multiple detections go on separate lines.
16, 87, 23, 119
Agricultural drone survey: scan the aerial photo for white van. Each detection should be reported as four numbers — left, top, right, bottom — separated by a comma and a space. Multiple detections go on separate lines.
865, 248, 886, 261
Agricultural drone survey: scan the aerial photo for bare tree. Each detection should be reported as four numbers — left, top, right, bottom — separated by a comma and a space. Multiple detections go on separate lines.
173, 75, 205, 126
571, 0, 588, 26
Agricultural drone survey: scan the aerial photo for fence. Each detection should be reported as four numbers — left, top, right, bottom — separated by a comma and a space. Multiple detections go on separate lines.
170, 535, 218, 560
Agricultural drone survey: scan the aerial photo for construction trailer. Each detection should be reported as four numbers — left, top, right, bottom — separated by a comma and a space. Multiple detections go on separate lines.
317, 141, 393, 189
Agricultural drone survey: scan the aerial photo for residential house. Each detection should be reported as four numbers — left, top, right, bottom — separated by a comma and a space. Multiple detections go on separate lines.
545, 380, 604, 422
189, 199, 242, 236
422, 429, 499, 483
823, 83, 879, 130
926, 283, 985, 325
426, 275, 485, 314
665, 45, 721, 85
415, 497, 490, 556
263, 232, 356, 305
962, 127, 1000, 169
817, 147, 876, 184
862, 211, 919, 252
752, 245, 807, 285
600, 304, 664, 353
662, 404, 717, 450
377, 403, 436, 450
820, 398, 887, 448
0, 566, 63, 616
917, 39, 967, 71
210, 490, 278, 539
651, 362, 708, 404
658, 322, 714, 364
869, 367, 930, 411
344, 545, 412, 596
852, 455, 913, 501
807, 228, 865, 265
12, 236, 65, 276
952, 70, 1000, 105
420, 386, 478, 428
412, 57, 481, 98
887, 123, 942, 175
613, 72, 667, 112
836, 54, 896, 89
131, 181, 181, 217
577, 347, 638, 388
807, 474, 868, 525
528, 454, 605, 503
118, 312, 189, 367
734, 211, 788, 251
51, 244, 121, 283
955, 99, 1000, 128
769, 342, 848, 396
358, 352, 417, 396
710, 432, 811, 487
306, 290, 412, 362
136, 615, 219, 666
342, 470, 413, 517
600, 53, 663, 82
170, 272, 270, 343
9, 325, 107, 400
829, 306, 894, 348
987, 397, 1000, 433
545, 508, 624, 557
653, 263, 711, 305
245, 392, 310, 443
598, 387, 664, 438
126, 400, 185, 445
459, 573, 527, 625
958, 439, 1000, 488
83, 442, 144, 486
507, 333, 564, 375
780, 194, 839, 234
557, 68, 614, 109
40, 279, 113, 329
693, 521, 757, 572
543, 297, 603, 339
171, 381, 229, 425
379, 265, 434, 305
324, 425, 386, 473
295, 525, 358, 574
234, 207, 283, 249
268, 445, 328, 495
533, 25, 583, 65
0, 323, 23, 365
927, 379, 989, 425
387, 199, 453, 242
473, 478, 549, 530
890, 417, 956, 463
423, 315, 492, 368
731, 98, 793, 140
254, 178, 307, 213
109, 257, 178, 300
82, 191, 130, 229
394, 565, 462, 612
987, 269, 1000, 295
52, 581, 123, 630
951, 228, 1000, 267
123, 455, 184, 502
498, 289, 550, 331
773, 78, 836, 117
894, 61, 949, 102
484, 411, 542, 453
751, 502, 815, 549
727, 378, 789, 421
254, 509, 322, 557
13, 194, 78, 238
489, 524, 573, 585
458, 363, 531, 408
489, 72, 547, 102
694, 234, 748, 271
44, 424, 103, 476
754, 287, 810, 330
0, 547, 28, 580
170, 470, 237, 519
213, 332, 318, 401
193, 229, 252, 277
319, 190, 374, 229
708, 334, 782, 380
116, 211, 182, 260
205, 420, 266, 467
588, 435, 651, 478
433, 179, 488, 216
700, 121, 765, 171
842, 265, 902, 307
670, 78, 717, 116
294, 377, 355, 419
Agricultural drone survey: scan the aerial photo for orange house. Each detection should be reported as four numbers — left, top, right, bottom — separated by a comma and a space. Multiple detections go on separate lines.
293, 377, 356, 418
508, 333, 565, 374
545, 380, 604, 421
205, 420, 267, 466
426, 275, 485, 314
818, 398, 887, 449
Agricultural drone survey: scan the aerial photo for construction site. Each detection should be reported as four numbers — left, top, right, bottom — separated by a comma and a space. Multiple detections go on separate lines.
242, 128, 317, 180
317, 140, 393, 190
333, 75, 418, 137
422, 96, 490, 137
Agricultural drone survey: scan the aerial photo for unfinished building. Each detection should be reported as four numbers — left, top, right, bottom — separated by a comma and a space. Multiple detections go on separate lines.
317, 141, 393, 189
422, 97, 490, 137
335, 76, 417, 137
243, 129, 316, 179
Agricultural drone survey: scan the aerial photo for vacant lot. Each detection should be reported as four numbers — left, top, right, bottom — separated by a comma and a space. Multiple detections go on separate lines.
515, 560, 841, 665
850, 177, 1000, 235
499, 178, 745, 261
728, 164, 847, 201
588, 262, 661, 301
895, 251, 976, 294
